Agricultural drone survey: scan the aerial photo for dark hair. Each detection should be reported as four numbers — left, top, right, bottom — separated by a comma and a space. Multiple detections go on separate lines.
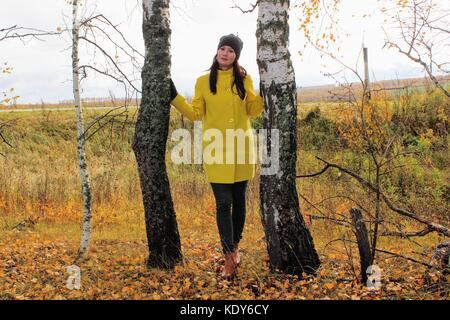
208, 54, 247, 100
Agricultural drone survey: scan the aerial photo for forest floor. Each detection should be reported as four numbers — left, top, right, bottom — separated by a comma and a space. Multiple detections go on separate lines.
0, 205, 448, 300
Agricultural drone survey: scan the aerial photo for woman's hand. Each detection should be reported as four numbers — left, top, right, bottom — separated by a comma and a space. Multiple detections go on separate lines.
170, 79, 178, 101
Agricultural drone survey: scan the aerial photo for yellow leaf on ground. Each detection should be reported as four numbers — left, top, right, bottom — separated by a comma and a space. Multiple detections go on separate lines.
323, 283, 336, 290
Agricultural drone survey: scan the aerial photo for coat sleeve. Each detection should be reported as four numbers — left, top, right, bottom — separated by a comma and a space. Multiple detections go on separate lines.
170, 78, 205, 122
245, 74, 264, 119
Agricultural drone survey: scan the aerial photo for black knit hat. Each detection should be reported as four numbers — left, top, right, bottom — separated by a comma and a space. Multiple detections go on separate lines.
217, 34, 243, 59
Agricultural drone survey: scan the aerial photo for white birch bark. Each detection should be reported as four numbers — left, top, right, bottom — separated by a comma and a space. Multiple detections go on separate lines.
256, 0, 320, 275
72, 0, 92, 259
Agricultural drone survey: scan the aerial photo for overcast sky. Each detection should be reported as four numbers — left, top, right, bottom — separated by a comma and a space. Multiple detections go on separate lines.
0, 0, 429, 104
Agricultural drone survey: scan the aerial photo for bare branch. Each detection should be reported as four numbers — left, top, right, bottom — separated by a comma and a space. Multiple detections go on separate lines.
231, 0, 260, 14
338, 238, 433, 268
0, 25, 59, 42
83, 107, 129, 141
0, 119, 16, 152
381, 226, 434, 238
297, 156, 450, 237
383, 0, 450, 97
0, 132, 13, 149
79, 65, 127, 87
297, 164, 331, 178
78, 36, 141, 93
309, 214, 352, 227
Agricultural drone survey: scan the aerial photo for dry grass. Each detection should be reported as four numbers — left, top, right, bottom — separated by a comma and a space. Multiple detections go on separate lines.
0, 108, 448, 300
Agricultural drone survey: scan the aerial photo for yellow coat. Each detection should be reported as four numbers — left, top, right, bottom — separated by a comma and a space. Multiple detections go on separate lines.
171, 68, 264, 183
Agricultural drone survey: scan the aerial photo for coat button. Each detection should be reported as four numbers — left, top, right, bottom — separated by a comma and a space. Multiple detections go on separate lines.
228, 118, 234, 123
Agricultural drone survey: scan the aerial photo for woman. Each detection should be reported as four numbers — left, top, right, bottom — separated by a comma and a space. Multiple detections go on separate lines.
170, 34, 263, 280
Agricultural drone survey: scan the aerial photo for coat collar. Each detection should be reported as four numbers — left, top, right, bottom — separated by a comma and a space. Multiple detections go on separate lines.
217, 68, 233, 76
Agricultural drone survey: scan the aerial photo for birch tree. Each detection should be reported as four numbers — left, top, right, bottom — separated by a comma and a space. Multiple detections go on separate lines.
68, 0, 142, 259
256, 0, 320, 275
72, 0, 92, 259
132, 0, 182, 269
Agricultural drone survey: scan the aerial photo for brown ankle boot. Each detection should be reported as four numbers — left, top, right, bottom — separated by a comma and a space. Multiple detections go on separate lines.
222, 252, 237, 280
233, 242, 240, 265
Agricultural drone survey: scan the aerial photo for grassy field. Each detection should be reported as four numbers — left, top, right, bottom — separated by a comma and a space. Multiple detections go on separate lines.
0, 91, 448, 299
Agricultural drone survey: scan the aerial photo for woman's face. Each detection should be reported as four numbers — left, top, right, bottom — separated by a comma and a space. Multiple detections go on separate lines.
216, 45, 236, 70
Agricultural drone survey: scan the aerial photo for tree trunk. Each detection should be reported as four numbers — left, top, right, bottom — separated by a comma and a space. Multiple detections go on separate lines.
132, 0, 182, 269
430, 241, 450, 272
72, 0, 92, 259
256, 0, 320, 275
350, 208, 372, 284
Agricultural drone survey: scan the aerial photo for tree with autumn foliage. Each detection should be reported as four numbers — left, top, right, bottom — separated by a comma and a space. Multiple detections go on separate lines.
295, 0, 450, 285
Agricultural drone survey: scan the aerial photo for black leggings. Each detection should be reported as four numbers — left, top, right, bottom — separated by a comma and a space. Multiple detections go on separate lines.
210, 180, 248, 253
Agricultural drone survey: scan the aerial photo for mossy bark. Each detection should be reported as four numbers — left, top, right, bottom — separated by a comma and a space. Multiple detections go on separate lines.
132, 0, 182, 269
